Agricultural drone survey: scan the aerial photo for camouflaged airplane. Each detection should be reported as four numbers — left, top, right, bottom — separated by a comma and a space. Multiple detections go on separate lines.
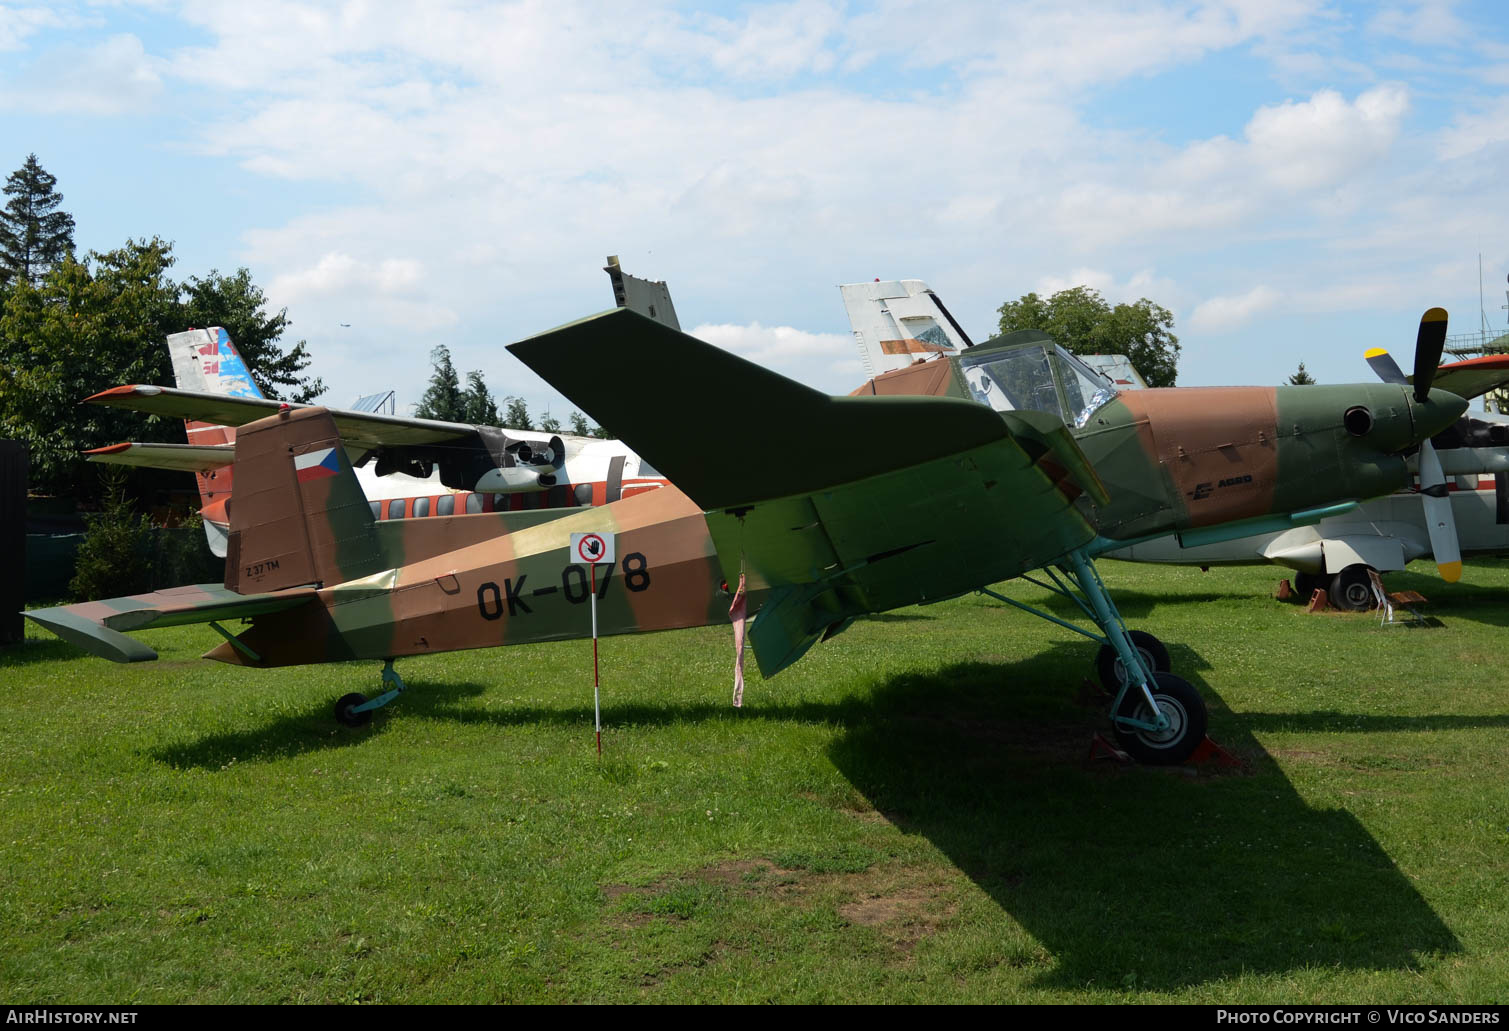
504, 305, 1468, 763
843, 282, 1509, 609
25, 303, 1468, 765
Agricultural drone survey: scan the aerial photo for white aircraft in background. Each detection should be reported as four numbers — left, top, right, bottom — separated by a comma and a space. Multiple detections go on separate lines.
838, 278, 1509, 610
84, 258, 677, 556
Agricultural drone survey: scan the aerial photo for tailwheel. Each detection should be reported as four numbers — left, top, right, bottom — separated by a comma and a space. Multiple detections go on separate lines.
1095, 629, 1171, 694
335, 692, 372, 728
1111, 672, 1207, 766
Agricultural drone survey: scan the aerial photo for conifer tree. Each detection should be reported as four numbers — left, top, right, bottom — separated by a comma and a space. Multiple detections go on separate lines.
415, 345, 465, 421
0, 154, 76, 286
461, 370, 499, 425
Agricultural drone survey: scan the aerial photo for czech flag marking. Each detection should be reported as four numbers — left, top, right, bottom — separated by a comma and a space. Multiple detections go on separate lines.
294, 447, 340, 483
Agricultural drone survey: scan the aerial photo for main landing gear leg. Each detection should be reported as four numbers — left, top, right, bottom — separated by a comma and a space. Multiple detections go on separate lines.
1061, 550, 1205, 765
977, 548, 1207, 765
335, 659, 408, 727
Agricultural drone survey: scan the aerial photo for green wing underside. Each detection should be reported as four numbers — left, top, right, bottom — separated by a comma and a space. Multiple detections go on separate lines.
26, 585, 317, 662
509, 308, 1104, 677
712, 437, 1097, 675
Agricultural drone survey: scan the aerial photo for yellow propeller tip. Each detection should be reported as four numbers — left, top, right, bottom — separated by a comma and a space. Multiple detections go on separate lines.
1364, 348, 1390, 358
1423, 307, 1448, 323
1439, 561, 1462, 583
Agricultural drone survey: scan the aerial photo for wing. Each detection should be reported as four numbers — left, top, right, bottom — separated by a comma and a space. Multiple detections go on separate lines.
510, 308, 1107, 675
86, 441, 234, 472
1427, 354, 1509, 402
25, 584, 318, 662
85, 385, 480, 449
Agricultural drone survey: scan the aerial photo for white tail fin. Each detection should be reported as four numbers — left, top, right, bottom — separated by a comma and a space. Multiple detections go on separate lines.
839, 279, 1148, 390
839, 279, 973, 378
165, 328, 263, 558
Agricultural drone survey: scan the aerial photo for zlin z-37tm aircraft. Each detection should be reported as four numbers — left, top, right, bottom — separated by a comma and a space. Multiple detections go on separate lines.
27, 306, 1466, 765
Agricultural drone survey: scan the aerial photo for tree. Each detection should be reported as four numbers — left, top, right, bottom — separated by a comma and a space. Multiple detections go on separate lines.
0, 154, 75, 286
503, 396, 533, 431
415, 345, 464, 421
996, 286, 1181, 387
0, 239, 180, 494
179, 269, 324, 402
461, 370, 499, 425
1287, 362, 1316, 385
0, 237, 329, 496
568, 411, 590, 436
538, 411, 561, 434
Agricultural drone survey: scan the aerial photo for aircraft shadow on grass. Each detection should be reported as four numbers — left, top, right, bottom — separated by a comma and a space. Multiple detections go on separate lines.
151, 643, 1459, 990
821, 651, 1459, 991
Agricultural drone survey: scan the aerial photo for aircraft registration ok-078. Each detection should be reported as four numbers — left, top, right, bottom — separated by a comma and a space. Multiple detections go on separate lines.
27, 306, 1467, 765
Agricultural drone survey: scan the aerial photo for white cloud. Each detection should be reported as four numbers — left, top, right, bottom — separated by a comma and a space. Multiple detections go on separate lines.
0, 33, 163, 114
1438, 96, 1509, 160
0, 5, 69, 51
1243, 85, 1409, 190
1189, 286, 1281, 333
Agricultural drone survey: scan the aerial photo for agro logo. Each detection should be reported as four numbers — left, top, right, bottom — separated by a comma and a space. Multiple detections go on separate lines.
1188, 474, 1254, 501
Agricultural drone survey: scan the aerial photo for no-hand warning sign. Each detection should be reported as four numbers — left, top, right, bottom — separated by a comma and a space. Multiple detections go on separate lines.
571, 532, 616, 565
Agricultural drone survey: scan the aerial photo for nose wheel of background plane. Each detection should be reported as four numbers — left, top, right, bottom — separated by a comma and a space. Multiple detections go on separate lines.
1095, 629, 1170, 695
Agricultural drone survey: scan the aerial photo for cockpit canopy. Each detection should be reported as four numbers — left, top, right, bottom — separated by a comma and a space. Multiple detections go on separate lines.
958, 330, 1119, 428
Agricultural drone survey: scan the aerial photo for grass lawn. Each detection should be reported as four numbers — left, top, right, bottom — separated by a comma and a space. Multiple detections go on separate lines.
3, 558, 1508, 1003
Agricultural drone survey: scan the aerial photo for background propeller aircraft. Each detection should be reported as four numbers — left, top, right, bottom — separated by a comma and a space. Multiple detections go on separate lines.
24, 299, 1468, 765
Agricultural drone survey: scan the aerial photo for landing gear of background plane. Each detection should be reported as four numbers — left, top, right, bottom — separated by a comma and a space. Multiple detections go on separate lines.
334, 659, 408, 727
977, 547, 1207, 765
1292, 570, 1325, 600
1328, 564, 1377, 611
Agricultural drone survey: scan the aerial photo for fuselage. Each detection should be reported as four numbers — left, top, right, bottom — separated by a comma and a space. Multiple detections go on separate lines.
850, 333, 1467, 546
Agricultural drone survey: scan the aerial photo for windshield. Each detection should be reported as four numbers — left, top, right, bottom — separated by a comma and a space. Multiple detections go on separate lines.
959, 342, 1117, 427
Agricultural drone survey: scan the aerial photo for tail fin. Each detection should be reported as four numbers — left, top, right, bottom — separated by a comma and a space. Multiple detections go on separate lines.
166, 328, 264, 556
838, 279, 973, 379
224, 407, 382, 593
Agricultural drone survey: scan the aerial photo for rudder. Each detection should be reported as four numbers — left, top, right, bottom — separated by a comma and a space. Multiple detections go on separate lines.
225, 407, 382, 592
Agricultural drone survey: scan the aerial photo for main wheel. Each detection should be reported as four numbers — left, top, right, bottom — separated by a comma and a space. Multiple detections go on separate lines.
1111, 672, 1207, 766
1328, 564, 1377, 611
1292, 571, 1324, 599
1095, 630, 1172, 694
335, 692, 372, 727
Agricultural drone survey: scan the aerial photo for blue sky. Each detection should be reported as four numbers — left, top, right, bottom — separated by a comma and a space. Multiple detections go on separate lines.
2, 0, 1508, 416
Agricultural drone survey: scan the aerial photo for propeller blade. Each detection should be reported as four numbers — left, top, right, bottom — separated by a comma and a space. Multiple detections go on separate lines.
1413, 307, 1448, 403
1417, 438, 1462, 582
1365, 348, 1408, 385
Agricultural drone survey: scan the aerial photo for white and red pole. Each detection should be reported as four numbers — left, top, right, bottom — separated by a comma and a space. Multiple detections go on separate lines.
571, 532, 615, 756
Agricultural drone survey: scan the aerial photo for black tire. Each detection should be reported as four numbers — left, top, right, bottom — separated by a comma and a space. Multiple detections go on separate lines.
1328, 564, 1377, 611
1112, 672, 1207, 765
1095, 630, 1172, 694
335, 692, 372, 727
1292, 571, 1324, 599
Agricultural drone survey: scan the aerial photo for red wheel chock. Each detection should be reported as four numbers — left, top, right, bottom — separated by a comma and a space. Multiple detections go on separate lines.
1185, 736, 1241, 768
1087, 733, 1131, 763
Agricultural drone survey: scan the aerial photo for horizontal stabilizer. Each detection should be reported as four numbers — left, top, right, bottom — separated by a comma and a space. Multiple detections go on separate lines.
25, 584, 317, 663
86, 441, 234, 472
85, 385, 478, 448
509, 308, 1016, 510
